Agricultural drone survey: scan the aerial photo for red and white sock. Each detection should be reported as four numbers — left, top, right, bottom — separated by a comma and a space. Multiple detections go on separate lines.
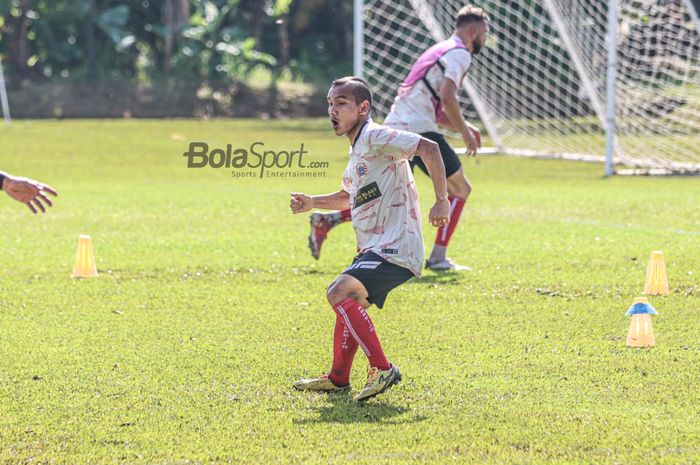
325, 208, 352, 228
329, 316, 358, 387
332, 297, 390, 370
429, 196, 466, 263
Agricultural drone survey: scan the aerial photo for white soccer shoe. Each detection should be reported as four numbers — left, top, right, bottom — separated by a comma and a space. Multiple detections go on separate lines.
293, 374, 351, 394
425, 258, 473, 271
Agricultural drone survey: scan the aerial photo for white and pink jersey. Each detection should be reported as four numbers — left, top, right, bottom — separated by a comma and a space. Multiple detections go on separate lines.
384, 34, 472, 134
341, 118, 424, 276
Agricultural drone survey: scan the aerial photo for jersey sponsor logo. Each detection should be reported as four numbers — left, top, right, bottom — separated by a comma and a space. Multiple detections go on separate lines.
353, 181, 382, 209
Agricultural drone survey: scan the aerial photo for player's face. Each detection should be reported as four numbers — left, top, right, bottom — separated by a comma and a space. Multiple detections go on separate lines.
327, 85, 363, 136
471, 21, 489, 55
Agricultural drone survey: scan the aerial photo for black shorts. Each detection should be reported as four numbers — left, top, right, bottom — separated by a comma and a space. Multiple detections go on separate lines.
410, 131, 462, 178
341, 251, 414, 309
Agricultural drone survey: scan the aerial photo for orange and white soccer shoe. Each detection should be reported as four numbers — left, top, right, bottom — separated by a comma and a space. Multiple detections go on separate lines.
354, 365, 402, 402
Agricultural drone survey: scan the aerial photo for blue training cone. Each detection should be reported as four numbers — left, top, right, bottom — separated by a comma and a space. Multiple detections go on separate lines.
626, 297, 657, 348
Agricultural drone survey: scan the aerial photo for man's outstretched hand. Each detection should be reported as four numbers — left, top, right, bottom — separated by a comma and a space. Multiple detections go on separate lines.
2, 175, 58, 214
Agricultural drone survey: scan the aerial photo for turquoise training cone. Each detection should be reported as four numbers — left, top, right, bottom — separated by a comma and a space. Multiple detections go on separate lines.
626, 297, 657, 348
626, 298, 658, 315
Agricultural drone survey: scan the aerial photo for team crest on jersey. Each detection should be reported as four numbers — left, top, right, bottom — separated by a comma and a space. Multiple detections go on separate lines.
355, 161, 368, 177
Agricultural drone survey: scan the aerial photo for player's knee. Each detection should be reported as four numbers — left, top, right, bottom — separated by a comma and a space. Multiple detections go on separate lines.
448, 175, 471, 199
326, 282, 347, 307
461, 178, 472, 198
326, 279, 365, 307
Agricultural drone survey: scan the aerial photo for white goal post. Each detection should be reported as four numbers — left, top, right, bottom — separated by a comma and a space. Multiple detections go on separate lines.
355, 0, 700, 175
0, 55, 11, 125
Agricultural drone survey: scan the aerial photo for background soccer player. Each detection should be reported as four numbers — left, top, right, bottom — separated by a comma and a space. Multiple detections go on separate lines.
308, 5, 489, 272
290, 77, 449, 401
0, 171, 58, 213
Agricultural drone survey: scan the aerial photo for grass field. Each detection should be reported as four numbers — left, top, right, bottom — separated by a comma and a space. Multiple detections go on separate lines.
1, 119, 699, 464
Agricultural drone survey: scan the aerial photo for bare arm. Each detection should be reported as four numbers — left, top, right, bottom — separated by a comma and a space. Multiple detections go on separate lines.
439, 79, 481, 156
414, 139, 450, 227
290, 190, 350, 214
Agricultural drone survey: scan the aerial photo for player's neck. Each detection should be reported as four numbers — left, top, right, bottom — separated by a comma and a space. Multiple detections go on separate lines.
346, 116, 370, 145
455, 29, 473, 52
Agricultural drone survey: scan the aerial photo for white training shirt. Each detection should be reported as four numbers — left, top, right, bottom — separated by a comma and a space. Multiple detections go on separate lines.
384, 35, 472, 134
341, 118, 424, 276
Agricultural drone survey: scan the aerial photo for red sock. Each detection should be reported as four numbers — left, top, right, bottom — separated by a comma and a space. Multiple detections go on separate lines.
329, 316, 359, 386
435, 196, 466, 247
340, 208, 351, 222
333, 297, 390, 370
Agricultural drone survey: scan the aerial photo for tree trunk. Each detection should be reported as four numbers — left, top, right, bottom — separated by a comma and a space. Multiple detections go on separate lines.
5, 0, 31, 78
162, 0, 174, 71
86, 0, 97, 79
333, 0, 352, 59
176, 0, 189, 27
161, 0, 189, 72
277, 15, 290, 67
251, 1, 265, 49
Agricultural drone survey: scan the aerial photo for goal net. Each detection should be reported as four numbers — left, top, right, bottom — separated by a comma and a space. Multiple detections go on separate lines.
361, 0, 700, 174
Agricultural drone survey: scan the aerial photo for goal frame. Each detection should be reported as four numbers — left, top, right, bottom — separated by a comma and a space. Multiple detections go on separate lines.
354, 0, 700, 176
0, 55, 11, 125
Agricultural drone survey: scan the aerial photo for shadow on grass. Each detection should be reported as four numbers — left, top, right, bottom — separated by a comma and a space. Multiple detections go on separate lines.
290, 266, 337, 276
293, 395, 427, 424
410, 272, 466, 286
96, 265, 338, 281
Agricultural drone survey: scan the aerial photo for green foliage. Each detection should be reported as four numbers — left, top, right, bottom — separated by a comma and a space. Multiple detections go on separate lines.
172, 2, 277, 82
1, 119, 700, 463
0, 0, 12, 16
273, 0, 293, 16
0, 0, 353, 85
95, 5, 133, 50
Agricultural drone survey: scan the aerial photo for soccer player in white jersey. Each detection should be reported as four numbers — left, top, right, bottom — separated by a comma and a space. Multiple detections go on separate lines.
307, 6, 489, 272
290, 77, 449, 401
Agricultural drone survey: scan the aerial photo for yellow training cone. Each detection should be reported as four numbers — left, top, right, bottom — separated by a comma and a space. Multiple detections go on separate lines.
72, 235, 98, 278
626, 297, 657, 348
643, 251, 669, 295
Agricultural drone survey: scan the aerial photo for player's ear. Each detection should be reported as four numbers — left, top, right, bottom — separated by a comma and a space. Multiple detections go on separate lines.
359, 100, 370, 117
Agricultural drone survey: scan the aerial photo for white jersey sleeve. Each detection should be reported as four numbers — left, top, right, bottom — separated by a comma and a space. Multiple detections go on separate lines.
341, 159, 352, 193
365, 125, 422, 163
440, 48, 472, 87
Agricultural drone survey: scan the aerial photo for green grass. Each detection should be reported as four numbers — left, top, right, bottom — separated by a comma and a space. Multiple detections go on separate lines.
1, 119, 699, 464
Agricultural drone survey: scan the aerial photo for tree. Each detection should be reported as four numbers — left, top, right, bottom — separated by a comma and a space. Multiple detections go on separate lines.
2, 0, 33, 78
161, 0, 189, 71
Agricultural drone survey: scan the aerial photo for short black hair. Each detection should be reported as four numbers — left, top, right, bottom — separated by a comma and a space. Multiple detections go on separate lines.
456, 5, 489, 28
330, 76, 373, 108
